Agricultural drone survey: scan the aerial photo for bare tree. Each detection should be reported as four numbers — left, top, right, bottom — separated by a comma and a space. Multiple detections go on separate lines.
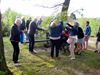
0, 11, 12, 75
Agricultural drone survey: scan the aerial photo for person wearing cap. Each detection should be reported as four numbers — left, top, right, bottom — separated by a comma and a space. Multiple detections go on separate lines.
10, 18, 22, 64
67, 22, 79, 60
84, 21, 91, 50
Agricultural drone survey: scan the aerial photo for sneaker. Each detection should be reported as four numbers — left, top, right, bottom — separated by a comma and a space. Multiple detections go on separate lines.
33, 50, 37, 54
14, 62, 21, 66
70, 57, 75, 60
14, 61, 19, 64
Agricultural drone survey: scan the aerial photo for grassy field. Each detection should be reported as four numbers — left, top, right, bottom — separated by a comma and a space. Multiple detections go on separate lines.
3, 37, 100, 75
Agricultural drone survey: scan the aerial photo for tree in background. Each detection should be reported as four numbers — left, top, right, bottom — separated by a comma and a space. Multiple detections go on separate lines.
0, 10, 13, 75
57, 0, 71, 22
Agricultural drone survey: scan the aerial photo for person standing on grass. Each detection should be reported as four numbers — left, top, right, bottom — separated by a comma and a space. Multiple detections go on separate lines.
28, 18, 45, 54
10, 18, 22, 64
95, 24, 100, 53
67, 22, 79, 60
49, 20, 63, 58
84, 21, 91, 50
75, 26, 84, 55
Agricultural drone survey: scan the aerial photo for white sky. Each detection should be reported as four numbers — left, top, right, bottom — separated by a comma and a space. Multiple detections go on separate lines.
1, 0, 100, 18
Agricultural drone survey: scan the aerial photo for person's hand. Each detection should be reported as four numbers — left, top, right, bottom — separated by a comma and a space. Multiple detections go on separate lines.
66, 23, 70, 26
62, 31, 65, 34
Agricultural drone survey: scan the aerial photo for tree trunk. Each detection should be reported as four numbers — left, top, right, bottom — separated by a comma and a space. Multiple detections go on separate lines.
0, 10, 13, 75
60, 0, 70, 21
62, 0, 71, 12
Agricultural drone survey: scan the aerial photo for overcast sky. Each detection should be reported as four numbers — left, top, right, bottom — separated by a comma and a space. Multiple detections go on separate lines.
1, 0, 100, 18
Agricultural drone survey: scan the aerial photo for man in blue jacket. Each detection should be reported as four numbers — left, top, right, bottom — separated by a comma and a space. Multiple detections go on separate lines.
49, 20, 63, 58
84, 21, 91, 50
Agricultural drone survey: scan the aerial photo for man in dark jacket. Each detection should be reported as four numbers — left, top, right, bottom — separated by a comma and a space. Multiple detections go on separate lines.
28, 18, 45, 53
10, 18, 22, 64
20, 17, 26, 31
26, 17, 32, 30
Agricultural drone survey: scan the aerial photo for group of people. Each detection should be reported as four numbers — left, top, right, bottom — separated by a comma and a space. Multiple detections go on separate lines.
10, 17, 44, 63
49, 20, 91, 60
10, 17, 100, 64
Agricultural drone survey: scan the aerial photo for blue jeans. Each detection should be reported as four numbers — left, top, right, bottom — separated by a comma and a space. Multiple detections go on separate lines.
28, 34, 35, 52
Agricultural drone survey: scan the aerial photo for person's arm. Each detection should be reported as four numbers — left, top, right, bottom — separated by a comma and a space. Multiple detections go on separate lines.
37, 26, 45, 31
66, 23, 73, 28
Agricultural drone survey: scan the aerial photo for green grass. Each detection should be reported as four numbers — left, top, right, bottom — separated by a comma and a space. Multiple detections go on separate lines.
3, 37, 100, 75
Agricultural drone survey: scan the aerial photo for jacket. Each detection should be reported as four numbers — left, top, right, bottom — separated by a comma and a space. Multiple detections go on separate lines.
49, 22, 63, 38
77, 27, 84, 39
10, 24, 20, 42
67, 23, 78, 36
28, 21, 44, 35
84, 25, 91, 36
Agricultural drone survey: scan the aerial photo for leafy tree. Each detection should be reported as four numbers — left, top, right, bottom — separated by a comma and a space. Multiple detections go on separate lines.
0, 10, 13, 75
2, 8, 21, 36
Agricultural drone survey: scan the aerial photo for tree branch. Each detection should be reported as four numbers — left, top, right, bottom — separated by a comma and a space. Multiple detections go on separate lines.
34, 3, 63, 8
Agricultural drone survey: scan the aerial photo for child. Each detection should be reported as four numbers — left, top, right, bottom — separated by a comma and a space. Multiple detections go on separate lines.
61, 27, 70, 52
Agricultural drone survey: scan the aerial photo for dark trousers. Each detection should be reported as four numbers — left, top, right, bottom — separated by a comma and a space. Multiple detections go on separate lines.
11, 41, 20, 63
50, 39, 60, 57
28, 34, 35, 52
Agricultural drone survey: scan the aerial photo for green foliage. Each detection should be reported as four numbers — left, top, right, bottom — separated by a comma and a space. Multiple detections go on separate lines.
78, 18, 100, 36
57, 11, 67, 22
0, 71, 5, 75
2, 8, 21, 36
41, 16, 53, 28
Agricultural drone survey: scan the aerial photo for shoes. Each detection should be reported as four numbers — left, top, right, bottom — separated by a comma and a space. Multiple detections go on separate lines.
33, 50, 37, 54
70, 57, 75, 60
14, 61, 19, 64
29, 50, 37, 54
